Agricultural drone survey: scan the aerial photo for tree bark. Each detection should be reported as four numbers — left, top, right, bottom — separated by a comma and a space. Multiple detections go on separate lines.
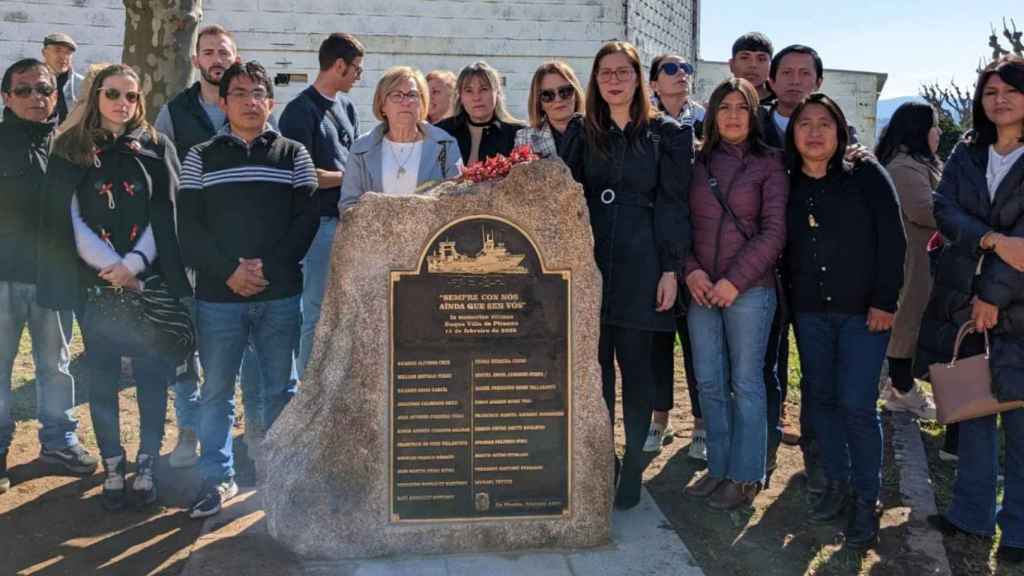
122, 0, 203, 121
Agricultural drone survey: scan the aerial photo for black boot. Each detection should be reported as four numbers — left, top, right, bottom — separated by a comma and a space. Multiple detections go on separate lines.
809, 480, 850, 523
0, 452, 9, 494
803, 452, 827, 495
614, 453, 643, 510
844, 499, 880, 549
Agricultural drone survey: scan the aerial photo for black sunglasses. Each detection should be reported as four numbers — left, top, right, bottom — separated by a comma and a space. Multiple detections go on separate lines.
539, 85, 575, 104
98, 87, 141, 103
659, 62, 694, 77
10, 83, 55, 98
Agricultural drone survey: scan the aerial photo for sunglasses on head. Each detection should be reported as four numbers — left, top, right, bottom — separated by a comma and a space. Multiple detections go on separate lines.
539, 85, 575, 104
659, 62, 694, 77
10, 83, 55, 98
99, 87, 141, 103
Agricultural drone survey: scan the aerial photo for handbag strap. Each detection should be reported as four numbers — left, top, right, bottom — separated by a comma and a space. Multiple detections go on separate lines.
706, 162, 751, 241
950, 321, 991, 366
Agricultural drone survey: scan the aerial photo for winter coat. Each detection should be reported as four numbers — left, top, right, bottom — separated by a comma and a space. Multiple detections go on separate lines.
37, 127, 191, 310
436, 113, 526, 165
0, 109, 55, 284
685, 142, 788, 294
886, 152, 941, 358
917, 140, 1024, 401
563, 115, 693, 332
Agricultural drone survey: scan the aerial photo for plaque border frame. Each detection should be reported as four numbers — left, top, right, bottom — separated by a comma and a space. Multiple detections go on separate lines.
388, 214, 573, 524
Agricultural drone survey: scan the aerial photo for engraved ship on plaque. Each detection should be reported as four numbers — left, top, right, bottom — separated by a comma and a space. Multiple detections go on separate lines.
427, 227, 528, 274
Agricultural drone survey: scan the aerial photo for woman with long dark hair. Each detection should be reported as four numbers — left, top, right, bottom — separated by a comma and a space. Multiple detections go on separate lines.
874, 102, 941, 420
514, 61, 584, 160
784, 93, 905, 548
680, 77, 787, 509
37, 64, 192, 511
921, 56, 1024, 565
563, 41, 692, 509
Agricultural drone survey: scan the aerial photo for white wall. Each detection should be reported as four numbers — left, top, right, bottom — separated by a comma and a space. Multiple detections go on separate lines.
693, 60, 887, 147
1, 0, 697, 125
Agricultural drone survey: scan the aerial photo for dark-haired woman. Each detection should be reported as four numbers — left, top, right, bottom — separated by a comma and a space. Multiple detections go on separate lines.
436, 61, 525, 165
921, 56, 1024, 564
563, 41, 692, 510
37, 64, 192, 511
874, 102, 941, 421
681, 78, 786, 509
649, 54, 705, 138
785, 93, 905, 548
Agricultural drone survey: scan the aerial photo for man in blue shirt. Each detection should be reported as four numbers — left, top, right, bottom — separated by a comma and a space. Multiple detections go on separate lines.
278, 33, 363, 380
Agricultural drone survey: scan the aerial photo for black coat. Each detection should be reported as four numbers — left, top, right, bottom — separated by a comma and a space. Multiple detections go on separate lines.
563, 115, 693, 332
917, 141, 1024, 400
436, 113, 526, 164
0, 110, 54, 285
37, 128, 192, 310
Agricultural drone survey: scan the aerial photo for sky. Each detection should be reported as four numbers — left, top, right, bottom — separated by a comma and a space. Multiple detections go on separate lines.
699, 0, 1018, 99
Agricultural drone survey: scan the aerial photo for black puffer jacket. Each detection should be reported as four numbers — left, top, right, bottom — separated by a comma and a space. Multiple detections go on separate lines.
917, 140, 1024, 400
0, 109, 54, 284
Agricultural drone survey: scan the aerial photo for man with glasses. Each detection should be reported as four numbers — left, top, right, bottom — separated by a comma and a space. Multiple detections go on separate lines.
278, 33, 362, 386
177, 61, 319, 519
40, 33, 82, 124
0, 59, 99, 494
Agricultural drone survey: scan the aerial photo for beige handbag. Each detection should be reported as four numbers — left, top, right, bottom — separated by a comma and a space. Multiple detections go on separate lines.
930, 322, 1024, 424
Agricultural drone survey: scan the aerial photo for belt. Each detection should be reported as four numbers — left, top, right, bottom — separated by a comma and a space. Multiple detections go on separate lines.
595, 188, 653, 209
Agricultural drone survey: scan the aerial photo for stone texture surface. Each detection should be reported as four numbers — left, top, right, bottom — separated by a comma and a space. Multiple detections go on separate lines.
261, 160, 612, 560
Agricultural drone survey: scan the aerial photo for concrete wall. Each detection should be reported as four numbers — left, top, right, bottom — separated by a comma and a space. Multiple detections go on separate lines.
0, 0, 698, 125
694, 59, 887, 147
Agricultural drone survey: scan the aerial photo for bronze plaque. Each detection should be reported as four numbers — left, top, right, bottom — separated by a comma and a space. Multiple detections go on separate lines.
389, 215, 571, 522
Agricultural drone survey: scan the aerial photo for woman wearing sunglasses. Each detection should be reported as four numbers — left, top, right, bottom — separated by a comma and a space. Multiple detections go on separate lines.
38, 64, 191, 511
514, 61, 585, 160
650, 55, 705, 139
562, 41, 692, 510
339, 66, 463, 210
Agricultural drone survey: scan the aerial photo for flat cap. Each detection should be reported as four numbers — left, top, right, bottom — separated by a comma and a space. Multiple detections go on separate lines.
43, 33, 77, 51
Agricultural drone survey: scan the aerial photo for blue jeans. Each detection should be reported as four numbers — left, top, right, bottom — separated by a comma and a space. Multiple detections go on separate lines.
195, 295, 300, 482
688, 287, 775, 483
946, 410, 1024, 548
795, 312, 889, 503
298, 217, 336, 380
0, 282, 79, 454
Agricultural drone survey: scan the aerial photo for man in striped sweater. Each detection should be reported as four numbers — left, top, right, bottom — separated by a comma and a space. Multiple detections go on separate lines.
177, 61, 318, 519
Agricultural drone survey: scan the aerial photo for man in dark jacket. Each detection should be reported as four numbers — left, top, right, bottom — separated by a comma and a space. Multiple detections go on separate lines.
178, 62, 318, 520
278, 32, 361, 383
729, 32, 775, 108
0, 59, 98, 494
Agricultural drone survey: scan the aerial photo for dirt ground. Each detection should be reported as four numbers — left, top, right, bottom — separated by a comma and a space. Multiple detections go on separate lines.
2, 331, 936, 575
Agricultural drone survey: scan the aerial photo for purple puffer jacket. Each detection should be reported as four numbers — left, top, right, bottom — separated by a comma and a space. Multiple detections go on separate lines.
685, 142, 788, 293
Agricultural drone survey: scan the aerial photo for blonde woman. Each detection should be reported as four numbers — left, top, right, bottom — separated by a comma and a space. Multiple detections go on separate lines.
340, 66, 463, 210
426, 69, 456, 124
514, 61, 585, 160
436, 61, 525, 165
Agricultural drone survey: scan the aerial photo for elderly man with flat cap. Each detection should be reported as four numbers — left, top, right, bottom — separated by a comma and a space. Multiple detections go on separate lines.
41, 32, 82, 124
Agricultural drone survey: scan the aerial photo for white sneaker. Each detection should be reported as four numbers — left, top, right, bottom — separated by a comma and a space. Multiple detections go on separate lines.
884, 382, 937, 420
643, 422, 673, 453
688, 429, 707, 461
169, 428, 199, 469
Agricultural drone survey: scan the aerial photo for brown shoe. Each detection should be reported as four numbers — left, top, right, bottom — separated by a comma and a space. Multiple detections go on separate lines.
780, 404, 801, 446
707, 480, 759, 510
684, 472, 725, 499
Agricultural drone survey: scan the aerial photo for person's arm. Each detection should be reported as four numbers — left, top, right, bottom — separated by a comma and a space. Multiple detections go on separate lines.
338, 148, 367, 212
934, 143, 993, 253
862, 161, 907, 312
153, 105, 176, 142
888, 160, 937, 229
279, 98, 343, 189
70, 194, 121, 271
263, 145, 319, 284
653, 119, 693, 273
722, 156, 789, 293
176, 148, 238, 283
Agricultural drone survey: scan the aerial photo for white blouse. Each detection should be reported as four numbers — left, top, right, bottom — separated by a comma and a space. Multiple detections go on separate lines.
988, 145, 1024, 200
382, 138, 423, 196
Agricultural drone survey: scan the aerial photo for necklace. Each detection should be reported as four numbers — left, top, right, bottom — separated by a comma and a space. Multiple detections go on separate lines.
388, 139, 416, 177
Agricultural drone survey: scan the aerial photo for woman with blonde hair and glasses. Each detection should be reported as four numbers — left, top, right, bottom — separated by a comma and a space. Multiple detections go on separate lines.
514, 61, 584, 160
437, 61, 525, 165
38, 64, 192, 511
340, 66, 463, 210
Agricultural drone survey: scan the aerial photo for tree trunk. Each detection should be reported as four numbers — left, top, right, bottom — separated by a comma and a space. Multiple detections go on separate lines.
122, 0, 203, 121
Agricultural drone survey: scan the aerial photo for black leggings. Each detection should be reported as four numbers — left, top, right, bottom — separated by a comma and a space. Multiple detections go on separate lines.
653, 316, 700, 418
887, 356, 915, 394
600, 324, 656, 463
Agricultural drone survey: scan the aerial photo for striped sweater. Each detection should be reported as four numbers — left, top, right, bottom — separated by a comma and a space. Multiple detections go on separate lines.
177, 127, 318, 302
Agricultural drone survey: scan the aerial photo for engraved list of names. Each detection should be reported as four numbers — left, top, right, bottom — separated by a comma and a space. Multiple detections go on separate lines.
389, 216, 571, 521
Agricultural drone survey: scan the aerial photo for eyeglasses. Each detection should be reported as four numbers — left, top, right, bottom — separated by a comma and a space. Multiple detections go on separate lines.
226, 88, 270, 101
539, 85, 575, 104
10, 83, 56, 98
659, 62, 694, 77
99, 87, 141, 103
596, 67, 635, 83
386, 90, 420, 104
